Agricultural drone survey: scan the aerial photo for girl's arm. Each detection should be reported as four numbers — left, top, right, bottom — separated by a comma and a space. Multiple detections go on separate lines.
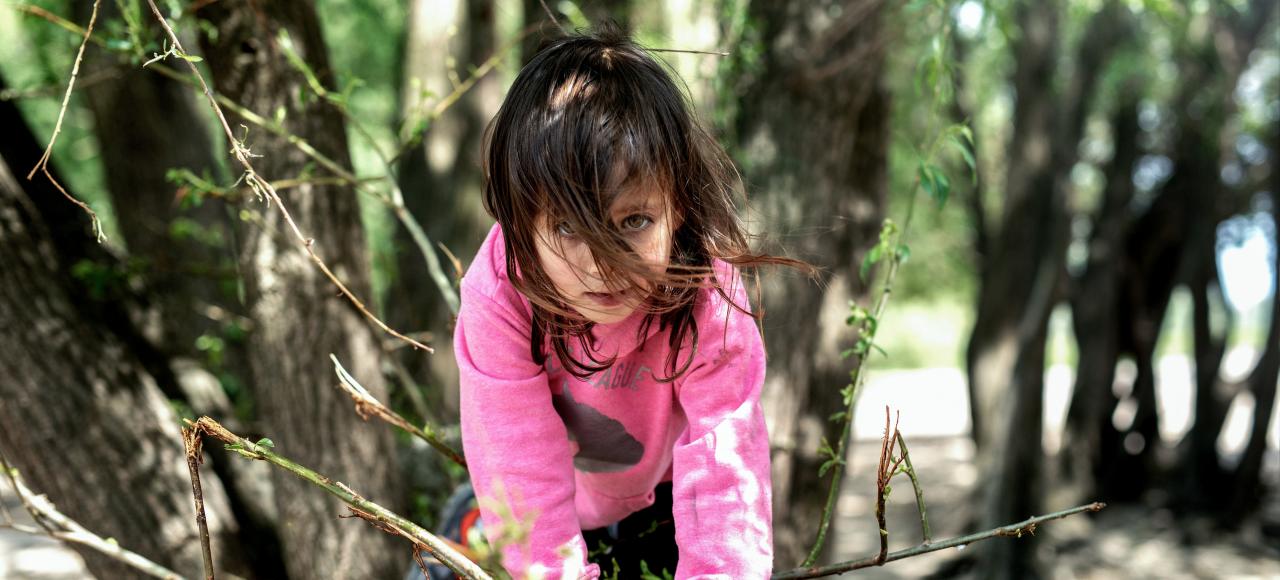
456, 286, 600, 580
671, 280, 774, 579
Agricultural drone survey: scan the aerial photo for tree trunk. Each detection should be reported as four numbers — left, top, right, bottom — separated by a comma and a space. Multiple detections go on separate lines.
1096, 0, 1275, 508
966, 1, 1126, 577
1058, 96, 1140, 506
732, 0, 889, 566
391, 0, 499, 420
0, 106, 243, 578
195, 2, 406, 578
70, 5, 287, 574
1229, 130, 1280, 520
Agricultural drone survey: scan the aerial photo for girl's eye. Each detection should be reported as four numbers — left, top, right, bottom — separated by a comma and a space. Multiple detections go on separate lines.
620, 214, 653, 231
555, 221, 576, 237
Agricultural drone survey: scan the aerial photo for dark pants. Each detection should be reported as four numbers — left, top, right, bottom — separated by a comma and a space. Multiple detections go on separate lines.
416, 482, 678, 580
582, 482, 678, 578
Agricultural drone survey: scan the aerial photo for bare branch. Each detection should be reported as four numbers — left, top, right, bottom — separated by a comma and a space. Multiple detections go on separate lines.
188, 417, 490, 579
330, 354, 466, 468
773, 503, 1107, 579
539, 0, 564, 32
894, 431, 931, 544
0, 450, 186, 580
23, 0, 105, 241
140, 0, 432, 353
181, 427, 216, 580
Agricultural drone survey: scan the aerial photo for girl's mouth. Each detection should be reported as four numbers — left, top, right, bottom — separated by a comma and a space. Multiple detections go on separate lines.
583, 290, 628, 308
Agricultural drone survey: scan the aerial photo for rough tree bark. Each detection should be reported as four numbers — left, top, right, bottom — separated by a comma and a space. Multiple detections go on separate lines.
195, 2, 406, 578
0, 87, 244, 579
731, 0, 889, 566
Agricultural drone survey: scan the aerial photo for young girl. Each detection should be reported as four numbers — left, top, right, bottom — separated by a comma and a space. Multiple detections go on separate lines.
454, 25, 802, 579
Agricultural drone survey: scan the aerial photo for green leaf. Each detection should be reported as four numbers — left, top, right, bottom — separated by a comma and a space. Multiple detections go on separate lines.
818, 458, 837, 478
255, 437, 275, 449
897, 243, 911, 264
933, 170, 952, 206
948, 133, 977, 184
859, 245, 883, 282
921, 164, 951, 206
829, 411, 847, 422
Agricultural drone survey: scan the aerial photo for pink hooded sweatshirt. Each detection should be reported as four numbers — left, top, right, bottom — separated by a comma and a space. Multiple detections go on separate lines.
455, 224, 773, 579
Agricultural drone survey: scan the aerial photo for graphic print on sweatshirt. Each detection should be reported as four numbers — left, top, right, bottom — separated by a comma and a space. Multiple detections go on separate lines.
547, 351, 654, 473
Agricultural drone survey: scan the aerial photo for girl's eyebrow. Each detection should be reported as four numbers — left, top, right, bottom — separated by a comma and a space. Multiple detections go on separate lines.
610, 200, 655, 214
614, 194, 665, 212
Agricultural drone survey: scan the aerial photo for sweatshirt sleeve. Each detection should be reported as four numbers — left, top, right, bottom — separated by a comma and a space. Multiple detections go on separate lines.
455, 286, 600, 580
670, 284, 774, 579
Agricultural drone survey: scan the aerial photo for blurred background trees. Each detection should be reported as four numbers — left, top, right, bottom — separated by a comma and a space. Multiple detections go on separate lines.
0, 0, 1275, 578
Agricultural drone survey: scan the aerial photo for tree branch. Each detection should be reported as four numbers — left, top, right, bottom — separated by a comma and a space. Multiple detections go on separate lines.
894, 431, 931, 544
330, 354, 466, 468
774, 503, 1106, 579
140, 0, 433, 353
23, 0, 104, 241
186, 417, 490, 580
181, 427, 216, 580
0, 450, 186, 580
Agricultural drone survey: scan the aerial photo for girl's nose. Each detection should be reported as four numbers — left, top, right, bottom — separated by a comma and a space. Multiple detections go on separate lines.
579, 250, 601, 278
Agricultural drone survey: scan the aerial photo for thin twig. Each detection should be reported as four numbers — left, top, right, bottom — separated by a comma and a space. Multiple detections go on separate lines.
0, 451, 186, 579
18, 4, 489, 318
188, 417, 490, 579
23, 0, 105, 241
538, 0, 564, 32
330, 354, 466, 468
649, 48, 730, 56
773, 503, 1107, 579
802, 226, 909, 565
10, 3, 84, 35
141, 0, 432, 352
0, 449, 55, 535
0, 481, 13, 525
872, 408, 902, 565
0, 68, 123, 101
181, 427, 216, 580
394, 23, 536, 158
894, 431, 931, 543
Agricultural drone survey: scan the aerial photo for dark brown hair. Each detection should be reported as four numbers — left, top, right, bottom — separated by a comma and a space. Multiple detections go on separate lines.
482, 24, 809, 381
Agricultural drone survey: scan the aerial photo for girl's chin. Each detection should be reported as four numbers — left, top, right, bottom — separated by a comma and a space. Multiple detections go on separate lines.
575, 305, 637, 325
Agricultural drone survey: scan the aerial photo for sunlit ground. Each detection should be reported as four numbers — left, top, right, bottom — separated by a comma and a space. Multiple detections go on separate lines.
833, 348, 1280, 578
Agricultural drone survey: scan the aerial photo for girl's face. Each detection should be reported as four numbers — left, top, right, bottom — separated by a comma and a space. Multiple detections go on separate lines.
534, 184, 677, 325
